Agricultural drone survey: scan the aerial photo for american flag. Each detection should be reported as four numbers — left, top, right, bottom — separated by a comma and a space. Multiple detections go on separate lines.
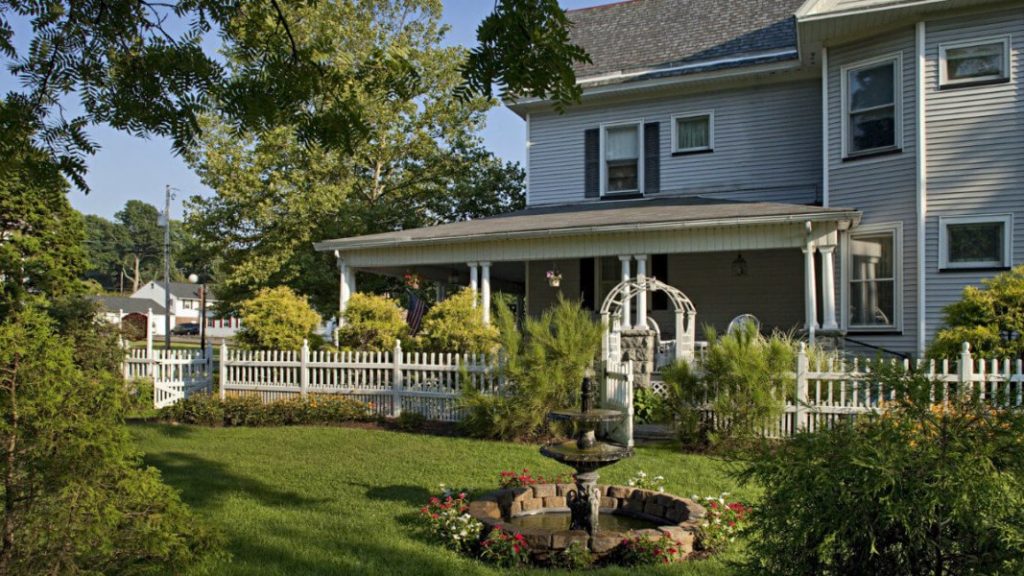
406, 291, 427, 335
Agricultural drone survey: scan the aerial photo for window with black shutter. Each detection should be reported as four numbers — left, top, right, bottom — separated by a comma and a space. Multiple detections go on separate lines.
651, 254, 668, 310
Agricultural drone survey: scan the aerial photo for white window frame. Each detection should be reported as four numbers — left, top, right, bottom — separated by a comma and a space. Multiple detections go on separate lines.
599, 120, 644, 196
670, 111, 714, 154
938, 213, 1013, 270
939, 35, 1011, 88
841, 53, 903, 159
841, 222, 903, 333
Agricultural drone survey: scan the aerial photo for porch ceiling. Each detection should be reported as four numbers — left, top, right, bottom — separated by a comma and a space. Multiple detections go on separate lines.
315, 196, 860, 268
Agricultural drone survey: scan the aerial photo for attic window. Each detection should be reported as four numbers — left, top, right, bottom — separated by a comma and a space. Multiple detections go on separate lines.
940, 37, 1010, 87
671, 112, 713, 154
602, 123, 642, 195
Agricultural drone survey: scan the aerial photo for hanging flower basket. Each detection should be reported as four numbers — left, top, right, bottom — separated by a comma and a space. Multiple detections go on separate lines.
403, 272, 423, 289
546, 270, 562, 288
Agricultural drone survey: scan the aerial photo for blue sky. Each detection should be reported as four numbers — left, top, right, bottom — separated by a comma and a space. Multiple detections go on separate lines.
2, 0, 600, 220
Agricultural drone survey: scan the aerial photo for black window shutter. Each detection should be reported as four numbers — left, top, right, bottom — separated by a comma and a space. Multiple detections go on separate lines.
584, 128, 600, 198
580, 258, 595, 310
652, 254, 668, 310
644, 122, 660, 194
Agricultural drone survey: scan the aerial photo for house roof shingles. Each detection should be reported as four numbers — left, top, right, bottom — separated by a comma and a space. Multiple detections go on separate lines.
566, 0, 807, 83
90, 295, 167, 315
315, 197, 860, 252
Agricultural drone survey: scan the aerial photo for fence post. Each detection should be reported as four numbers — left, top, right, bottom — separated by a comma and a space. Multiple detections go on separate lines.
795, 342, 809, 432
146, 308, 155, 379
392, 339, 403, 417
300, 339, 310, 399
958, 341, 973, 396
219, 340, 228, 401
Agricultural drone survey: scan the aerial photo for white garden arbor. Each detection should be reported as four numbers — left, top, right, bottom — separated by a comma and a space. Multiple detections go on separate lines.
599, 276, 698, 367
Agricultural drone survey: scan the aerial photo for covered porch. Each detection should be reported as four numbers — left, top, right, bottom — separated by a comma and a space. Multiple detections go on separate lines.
314, 196, 861, 348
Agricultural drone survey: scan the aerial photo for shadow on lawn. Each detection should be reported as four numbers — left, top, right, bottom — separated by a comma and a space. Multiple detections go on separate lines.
144, 451, 324, 510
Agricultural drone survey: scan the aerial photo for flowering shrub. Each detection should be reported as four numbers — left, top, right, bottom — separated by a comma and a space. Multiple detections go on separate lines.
692, 492, 749, 551
614, 533, 685, 565
498, 468, 572, 488
419, 490, 482, 553
479, 528, 529, 567
626, 470, 665, 492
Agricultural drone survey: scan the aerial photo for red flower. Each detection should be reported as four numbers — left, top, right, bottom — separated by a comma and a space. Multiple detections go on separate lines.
514, 533, 525, 542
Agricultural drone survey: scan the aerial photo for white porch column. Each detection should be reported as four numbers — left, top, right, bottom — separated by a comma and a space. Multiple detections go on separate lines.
634, 254, 648, 329
337, 254, 351, 324
802, 239, 819, 344
480, 261, 492, 325
819, 243, 839, 331
619, 255, 632, 328
468, 262, 479, 307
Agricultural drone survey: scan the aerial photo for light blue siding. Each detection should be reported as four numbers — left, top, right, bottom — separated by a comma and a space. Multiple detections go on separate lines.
828, 27, 920, 355
923, 7, 1024, 343
527, 80, 822, 207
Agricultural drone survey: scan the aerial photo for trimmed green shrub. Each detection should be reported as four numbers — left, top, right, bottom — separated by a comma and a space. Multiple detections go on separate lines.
418, 288, 499, 354
460, 297, 602, 440
740, 364, 1024, 576
160, 393, 373, 427
338, 292, 407, 351
929, 265, 1024, 359
236, 286, 321, 350
394, 410, 426, 432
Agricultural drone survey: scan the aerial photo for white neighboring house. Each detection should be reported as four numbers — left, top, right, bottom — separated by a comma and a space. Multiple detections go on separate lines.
130, 281, 242, 338
89, 295, 170, 337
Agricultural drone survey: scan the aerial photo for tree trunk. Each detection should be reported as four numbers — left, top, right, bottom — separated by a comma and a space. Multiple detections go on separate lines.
132, 254, 140, 293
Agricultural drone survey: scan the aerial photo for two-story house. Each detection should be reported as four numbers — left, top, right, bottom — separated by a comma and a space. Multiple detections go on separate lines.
315, 0, 1023, 358
131, 281, 241, 337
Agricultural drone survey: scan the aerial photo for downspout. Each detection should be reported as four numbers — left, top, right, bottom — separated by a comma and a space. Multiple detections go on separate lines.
915, 22, 928, 357
821, 46, 829, 208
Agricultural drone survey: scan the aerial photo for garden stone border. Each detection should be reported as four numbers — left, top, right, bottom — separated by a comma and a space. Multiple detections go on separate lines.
468, 484, 705, 560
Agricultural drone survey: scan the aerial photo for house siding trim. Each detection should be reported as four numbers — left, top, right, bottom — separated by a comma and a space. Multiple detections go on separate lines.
915, 20, 928, 355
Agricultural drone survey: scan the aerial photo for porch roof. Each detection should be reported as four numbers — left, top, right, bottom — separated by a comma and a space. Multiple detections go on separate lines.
314, 196, 860, 254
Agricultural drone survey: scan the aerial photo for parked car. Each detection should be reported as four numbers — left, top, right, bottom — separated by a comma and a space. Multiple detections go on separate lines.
171, 322, 200, 336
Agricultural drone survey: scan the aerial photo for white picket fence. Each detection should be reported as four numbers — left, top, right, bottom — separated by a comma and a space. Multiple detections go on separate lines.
217, 340, 502, 421
686, 342, 1024, 438
123, 347, 214, 408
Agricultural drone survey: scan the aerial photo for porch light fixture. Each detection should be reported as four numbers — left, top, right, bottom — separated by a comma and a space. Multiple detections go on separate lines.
546, 266, 562, 288
731, 253, 747, 277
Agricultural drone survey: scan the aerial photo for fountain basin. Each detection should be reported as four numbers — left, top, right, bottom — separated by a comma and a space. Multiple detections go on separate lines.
468, 483, 705, 559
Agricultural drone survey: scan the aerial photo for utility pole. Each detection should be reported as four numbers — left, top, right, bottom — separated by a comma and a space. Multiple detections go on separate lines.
162, 185, 172, 350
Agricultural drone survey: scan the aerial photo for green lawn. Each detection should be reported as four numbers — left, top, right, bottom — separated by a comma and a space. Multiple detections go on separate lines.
131, 424, 756, 575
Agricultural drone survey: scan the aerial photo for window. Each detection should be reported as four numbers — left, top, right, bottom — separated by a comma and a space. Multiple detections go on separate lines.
846, 224, 901, 330
181, 299, 197, 310
601, 123, 642, 194
940, 37, 1010, 87
843, 55, 901, 157
939, 214, 1012, 269
671, 112, 713, 153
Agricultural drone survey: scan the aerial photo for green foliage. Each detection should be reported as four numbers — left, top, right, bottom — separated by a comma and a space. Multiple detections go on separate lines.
612, 533, 687, 566
660, 360, 710, 447
185, 1, 525, 314
236, 286, 322, 350
460, 297, 602, 440
418, 289, 499, 354
552, 541, 593, 570
740, 365, 1024, 576
0, 102, 86, 318
395, 411, 427, 432
160, 394, 374, 427
337, 293, 407, 351
633, 385, 668, 424
462, 0, 591, 111
0, 305, 217, 574
929, 265, 1024, 359
701, 324, 794, 449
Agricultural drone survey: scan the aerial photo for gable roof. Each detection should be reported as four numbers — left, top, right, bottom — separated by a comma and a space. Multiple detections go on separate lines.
89, 295, 167, 316
567, 0, 807, 85
135, 281, 216, 300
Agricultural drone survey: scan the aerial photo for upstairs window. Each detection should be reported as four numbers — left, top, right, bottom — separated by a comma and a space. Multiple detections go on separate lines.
671, 112, 713, 154
939, 214, 1012, 269
843, 55, 901, 157
940, 37, 1010, 87
602, 123, 641, 194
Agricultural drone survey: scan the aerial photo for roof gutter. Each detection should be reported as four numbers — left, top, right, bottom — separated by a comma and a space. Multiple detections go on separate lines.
315, 210, 862, 253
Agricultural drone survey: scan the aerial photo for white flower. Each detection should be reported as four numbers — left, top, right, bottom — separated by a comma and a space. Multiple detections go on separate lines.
627, 479, 635, 486
658, 487, 665, 493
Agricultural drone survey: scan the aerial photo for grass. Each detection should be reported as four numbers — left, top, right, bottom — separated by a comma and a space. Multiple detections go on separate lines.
132, 424, 756, 576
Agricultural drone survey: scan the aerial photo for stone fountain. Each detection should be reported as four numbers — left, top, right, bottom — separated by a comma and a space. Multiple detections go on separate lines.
466, 370, 705, 562
540, 370, 633, 545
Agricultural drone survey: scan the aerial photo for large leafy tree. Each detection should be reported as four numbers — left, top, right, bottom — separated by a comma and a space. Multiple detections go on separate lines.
186, 0, 525, 314
1, 0, 587, 190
